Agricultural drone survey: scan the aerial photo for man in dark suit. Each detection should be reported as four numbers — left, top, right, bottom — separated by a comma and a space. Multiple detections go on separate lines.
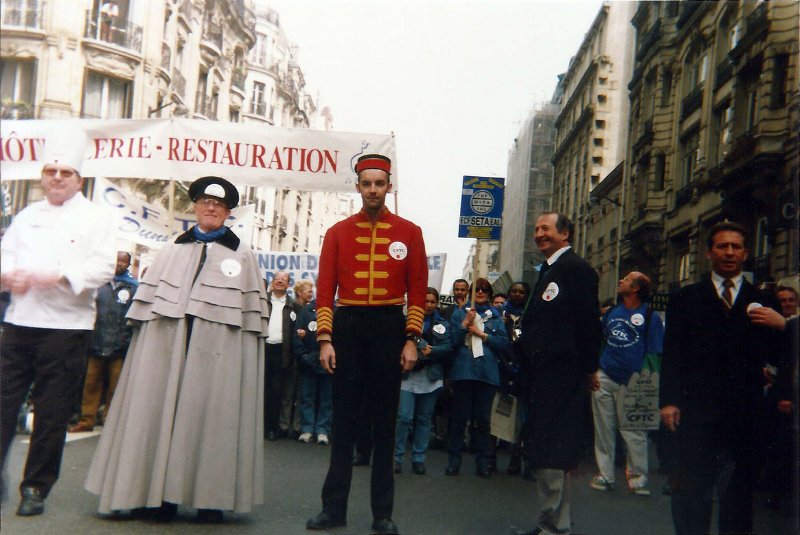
660, 221, 781, 535
516, 212, 601, 535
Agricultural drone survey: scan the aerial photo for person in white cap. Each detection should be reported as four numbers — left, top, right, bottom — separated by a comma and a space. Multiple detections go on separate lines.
86, 176, 268, 524
0, 128, 117, 517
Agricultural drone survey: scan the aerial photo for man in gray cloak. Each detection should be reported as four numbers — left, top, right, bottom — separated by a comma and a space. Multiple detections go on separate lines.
86, 176, 268, 522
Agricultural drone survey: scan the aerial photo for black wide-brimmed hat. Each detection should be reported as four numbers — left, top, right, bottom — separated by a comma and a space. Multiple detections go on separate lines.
188, 176, 239, 208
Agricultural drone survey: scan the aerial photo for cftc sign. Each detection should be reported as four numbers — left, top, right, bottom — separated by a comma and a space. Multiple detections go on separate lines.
458, 175, 505, 240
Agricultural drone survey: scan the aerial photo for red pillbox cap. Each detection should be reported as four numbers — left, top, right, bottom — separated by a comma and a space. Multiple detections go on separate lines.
355, 153, 391, 175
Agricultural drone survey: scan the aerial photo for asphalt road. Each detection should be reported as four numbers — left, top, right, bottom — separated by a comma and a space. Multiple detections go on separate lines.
1, 431, 796, 534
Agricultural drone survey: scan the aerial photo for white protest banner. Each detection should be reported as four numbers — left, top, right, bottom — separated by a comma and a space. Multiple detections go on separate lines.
1, 118, 398, 192
93, 176, 253, 250
259, 251, 445, 298
619, 354, 661, 431
427, 253, 447, 294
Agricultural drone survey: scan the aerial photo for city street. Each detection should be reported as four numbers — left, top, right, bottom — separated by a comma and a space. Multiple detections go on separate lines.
1, 430, 795, 534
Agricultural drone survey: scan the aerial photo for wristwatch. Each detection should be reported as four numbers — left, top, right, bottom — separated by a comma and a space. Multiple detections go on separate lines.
405, 334, 422, 345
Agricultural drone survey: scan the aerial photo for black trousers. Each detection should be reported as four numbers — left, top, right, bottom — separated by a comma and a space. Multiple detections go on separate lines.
1, 325, 90, 496
669, 418, 756, 535
447, 380, 497, 470
264, 343, 284, 435
321, 306, 404, 521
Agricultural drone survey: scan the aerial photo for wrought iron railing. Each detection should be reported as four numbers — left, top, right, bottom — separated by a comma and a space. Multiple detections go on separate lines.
680, 84, 703, 120
674, 184, 693, 208
83, 10, 143, 54
202, 22, 223, 52
172, 68, 186, 100
161, 42, 171, 71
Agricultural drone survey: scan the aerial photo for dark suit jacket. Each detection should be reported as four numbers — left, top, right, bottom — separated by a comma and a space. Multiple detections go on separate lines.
266, 292, 299, 368
660, 276, 780, 428
520, 248, 601, 469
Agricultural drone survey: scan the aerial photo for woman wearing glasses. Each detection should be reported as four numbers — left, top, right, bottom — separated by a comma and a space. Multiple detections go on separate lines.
445, 278, 509, 479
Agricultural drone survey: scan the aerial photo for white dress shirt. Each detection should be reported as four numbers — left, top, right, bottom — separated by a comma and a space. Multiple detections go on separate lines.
1, 192, 117, 330
710, 271, 744, 305
266, 293, 286, 343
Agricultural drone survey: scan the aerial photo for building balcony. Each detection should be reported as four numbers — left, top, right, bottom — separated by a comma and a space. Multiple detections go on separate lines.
200, 23, 223, 59
731, 3, 769, 59
1, 0, 42, 31
676, 1, 702, 30
674, 184, 693, 209
680, 85, 703, 120
714, 56, 735, 90
633, 119, 654, 154
635, 20, 661, 62
172, 68, 186, 101
231, 69, 246, 92
1, 101, 35, 119
249, 100, 266, 116
83, 10, 142, 54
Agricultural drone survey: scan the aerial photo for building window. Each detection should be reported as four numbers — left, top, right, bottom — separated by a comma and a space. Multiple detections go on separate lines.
0, 59, 36, 118
684, 46, 707, 95
250, 81, 265, 115
711, 103, 734, 165
754, 217, 770, 258
736, 65, 762, 134
770, 54, 789, 109
82, 71, 132, 119
654, 154, 666, 191
250, 32, 269, 66
678, 251, 691, 281
679, 130, 699, 187
661, 68, 672, 106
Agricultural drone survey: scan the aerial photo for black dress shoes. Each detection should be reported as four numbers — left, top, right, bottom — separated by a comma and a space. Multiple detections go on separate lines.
394, 461, 402, 474
16, 487, 45, 516
371, 517, 399, 534
476, 466, 492, 479
152, 501, 178, 522
306, 511, 346, 530
196, 508, 224, 523
266, 430, 278, 441
411, 462, 426, 475
444, 465, 460, 476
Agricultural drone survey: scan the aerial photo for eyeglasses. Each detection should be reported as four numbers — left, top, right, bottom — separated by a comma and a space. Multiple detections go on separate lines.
475, 287, 491, 293
43, 167, 76, 179
196, 197, 227, 208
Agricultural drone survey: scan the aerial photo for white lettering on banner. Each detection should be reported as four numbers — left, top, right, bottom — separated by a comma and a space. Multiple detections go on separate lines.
1, 119, 398, 193
92, 177, 253, 250
459, 216, 502, 226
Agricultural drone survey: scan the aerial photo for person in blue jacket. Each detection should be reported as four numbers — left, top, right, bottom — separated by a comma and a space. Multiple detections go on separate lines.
394, 288, 453, 475
292, 299, 332, 445
445, 278, 510, 479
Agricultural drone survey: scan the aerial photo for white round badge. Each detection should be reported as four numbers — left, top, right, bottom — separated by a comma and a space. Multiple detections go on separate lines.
388, 241, 408, 260
542, 282, 559, 301
220, 258, 241, 277
290, 311, 297, 322
631, 313, 645, 326
433, 324, 446, 334
117, 289, 131, 303
746, 302, 763, 313
308, 321, 318, 332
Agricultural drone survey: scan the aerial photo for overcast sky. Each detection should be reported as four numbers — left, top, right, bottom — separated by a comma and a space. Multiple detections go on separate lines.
266, 0, 604, 289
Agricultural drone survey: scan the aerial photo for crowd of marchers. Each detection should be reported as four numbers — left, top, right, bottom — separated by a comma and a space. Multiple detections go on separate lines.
1, 136, 797, 535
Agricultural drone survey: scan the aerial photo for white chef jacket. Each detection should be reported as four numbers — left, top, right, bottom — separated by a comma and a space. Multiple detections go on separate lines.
1, 192, 117, 330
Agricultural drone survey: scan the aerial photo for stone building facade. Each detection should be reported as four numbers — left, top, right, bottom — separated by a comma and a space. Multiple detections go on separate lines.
499, 101, 558, 288
1, 0, 354, 257
623, 0, 799, 292
551, 1, 636, 263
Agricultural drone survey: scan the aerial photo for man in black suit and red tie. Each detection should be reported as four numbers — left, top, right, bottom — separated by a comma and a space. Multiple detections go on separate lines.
660, 220, 782, 535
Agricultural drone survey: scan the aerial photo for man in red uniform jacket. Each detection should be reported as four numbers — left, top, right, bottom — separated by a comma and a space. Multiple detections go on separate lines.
306, 154, 427, 535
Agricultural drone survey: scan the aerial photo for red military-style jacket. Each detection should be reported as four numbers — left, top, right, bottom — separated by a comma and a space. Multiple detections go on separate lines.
315, 207, 428, 341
